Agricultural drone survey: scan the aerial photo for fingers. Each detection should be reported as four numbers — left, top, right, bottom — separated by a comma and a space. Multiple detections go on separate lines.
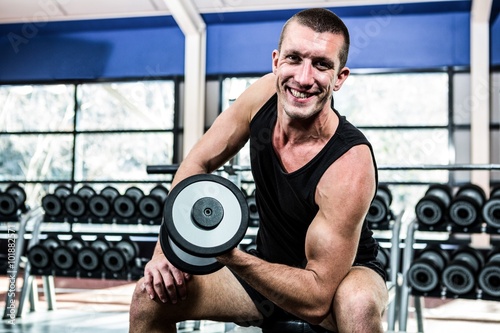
142, 257, 190, 304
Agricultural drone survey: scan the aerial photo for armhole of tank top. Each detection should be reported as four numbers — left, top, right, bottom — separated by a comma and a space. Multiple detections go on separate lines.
250, 93, 278, 127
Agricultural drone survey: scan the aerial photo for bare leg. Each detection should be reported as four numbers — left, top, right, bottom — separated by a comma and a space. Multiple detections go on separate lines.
129, 267, 262, 333
320, 266, 388, 333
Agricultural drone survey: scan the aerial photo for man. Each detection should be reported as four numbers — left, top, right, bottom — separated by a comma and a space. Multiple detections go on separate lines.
129, 8, 388, 333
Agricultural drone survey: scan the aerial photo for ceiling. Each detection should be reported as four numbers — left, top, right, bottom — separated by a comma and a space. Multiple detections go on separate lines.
0, 0, 468, 25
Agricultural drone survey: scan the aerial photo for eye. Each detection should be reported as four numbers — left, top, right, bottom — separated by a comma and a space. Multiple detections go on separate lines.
286, 54, 300, 62
315, 61, 333, 70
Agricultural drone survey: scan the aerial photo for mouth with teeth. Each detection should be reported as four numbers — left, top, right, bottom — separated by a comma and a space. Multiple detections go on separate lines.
289, 88, 314, 100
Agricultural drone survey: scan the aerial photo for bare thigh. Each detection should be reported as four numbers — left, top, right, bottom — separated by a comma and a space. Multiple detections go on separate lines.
131, 267, 263, 326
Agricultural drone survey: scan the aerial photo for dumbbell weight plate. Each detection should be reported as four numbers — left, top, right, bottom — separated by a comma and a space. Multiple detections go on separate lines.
53, 246, 76, 270
160, 224, 223, 275
103, 248, 127, 272
42, 194, 63, 216
116, 239, 139, 263
27, 245, 51, 269
164, 174, 249, 257
77, 247, 101, 272
0, 193, 17, 216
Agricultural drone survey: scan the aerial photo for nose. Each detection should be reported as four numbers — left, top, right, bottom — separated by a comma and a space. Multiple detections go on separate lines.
295, 61, 314, 87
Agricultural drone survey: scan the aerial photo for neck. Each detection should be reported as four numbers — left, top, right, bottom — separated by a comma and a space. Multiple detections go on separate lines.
275, 106, 338, 145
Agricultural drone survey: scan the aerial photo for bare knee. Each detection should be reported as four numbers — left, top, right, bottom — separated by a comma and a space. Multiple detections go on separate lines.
333, 288, 386, 333
129, 278, 177, 331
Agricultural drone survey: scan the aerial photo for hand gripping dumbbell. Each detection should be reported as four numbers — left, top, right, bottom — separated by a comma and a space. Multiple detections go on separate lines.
160, 174, 249, 275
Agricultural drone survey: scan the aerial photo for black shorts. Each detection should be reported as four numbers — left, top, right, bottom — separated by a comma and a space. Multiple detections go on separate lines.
231, 249, 387, 329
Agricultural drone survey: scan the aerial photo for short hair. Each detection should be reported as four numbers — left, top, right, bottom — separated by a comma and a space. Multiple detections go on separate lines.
278, 8, 350, 69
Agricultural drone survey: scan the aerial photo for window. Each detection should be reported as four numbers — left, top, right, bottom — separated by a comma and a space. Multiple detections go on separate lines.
0, 80, 177, 206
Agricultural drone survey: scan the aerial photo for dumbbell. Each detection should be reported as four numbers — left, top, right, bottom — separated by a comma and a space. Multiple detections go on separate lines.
483, 186, 500, 229
52, 237, 85, 271
6, 183, 28, 213
138, 195, 163, 221
150, 184, 169, 203
101, 238, 139, 273
90, 185, 120, 220
100, 186, 120, 202
448, 184, 486, 228
42, 184, 72, 218
77, 243, 102, 274
27, 236, 61, 270
77, 185, 108, 220
76, 185, 96, 201
137, 184, 169, 222
102, 247, 128, 273
160, 174, 249, 275
366, 184, 392, 226
407, 244, 449, 293
478, 247, 500, 297
113, 187, 144, 220
442, 246, 484, 295
64, 193, 86, 218
0, 183, 27, 217
415, 184, 452, 227
88, 193, 113, 219
0, 191, 18, 217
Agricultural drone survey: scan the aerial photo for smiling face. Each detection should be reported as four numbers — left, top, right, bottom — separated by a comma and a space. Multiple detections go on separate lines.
272, 21, 350, 121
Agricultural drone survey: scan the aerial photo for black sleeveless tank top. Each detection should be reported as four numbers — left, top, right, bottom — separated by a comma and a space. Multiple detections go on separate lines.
249, 94, 379, 268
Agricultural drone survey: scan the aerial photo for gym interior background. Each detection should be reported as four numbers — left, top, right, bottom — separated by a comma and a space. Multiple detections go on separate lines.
1, 0, 500, 332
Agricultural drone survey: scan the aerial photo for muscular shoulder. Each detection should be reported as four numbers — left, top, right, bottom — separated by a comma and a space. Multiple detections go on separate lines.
315, 144, 376, 222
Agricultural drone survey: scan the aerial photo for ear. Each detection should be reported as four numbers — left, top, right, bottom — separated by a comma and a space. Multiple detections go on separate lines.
271, 49, 279, 74
333, 67, 350, 91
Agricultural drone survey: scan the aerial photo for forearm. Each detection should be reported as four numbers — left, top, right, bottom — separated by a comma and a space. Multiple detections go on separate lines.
218, 249, 338, 324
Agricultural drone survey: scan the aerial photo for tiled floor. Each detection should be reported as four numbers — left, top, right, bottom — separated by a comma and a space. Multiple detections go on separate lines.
1, 276, 500, 333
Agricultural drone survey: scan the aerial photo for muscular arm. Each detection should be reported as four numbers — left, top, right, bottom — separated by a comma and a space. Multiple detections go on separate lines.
218, 144, 376, 324
142, 73, 277, 303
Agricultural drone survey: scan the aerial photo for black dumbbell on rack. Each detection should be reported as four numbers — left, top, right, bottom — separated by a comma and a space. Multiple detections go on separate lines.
0, 183, 28, 219
415, 184, 452, 229
366, 184, 393, 229
448, 184, 486, 231
483, 186, 500, 231
478, 246, 500, 299
441, 246, 484, 297
407, 244, 449, 295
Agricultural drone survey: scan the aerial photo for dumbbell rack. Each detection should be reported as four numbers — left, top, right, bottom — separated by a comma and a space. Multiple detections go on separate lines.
398, 218, 500, 332
14, 182, 168, 318
1, 206, 45, 319
397, 177, 500, 332
14, 220, 160, 318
